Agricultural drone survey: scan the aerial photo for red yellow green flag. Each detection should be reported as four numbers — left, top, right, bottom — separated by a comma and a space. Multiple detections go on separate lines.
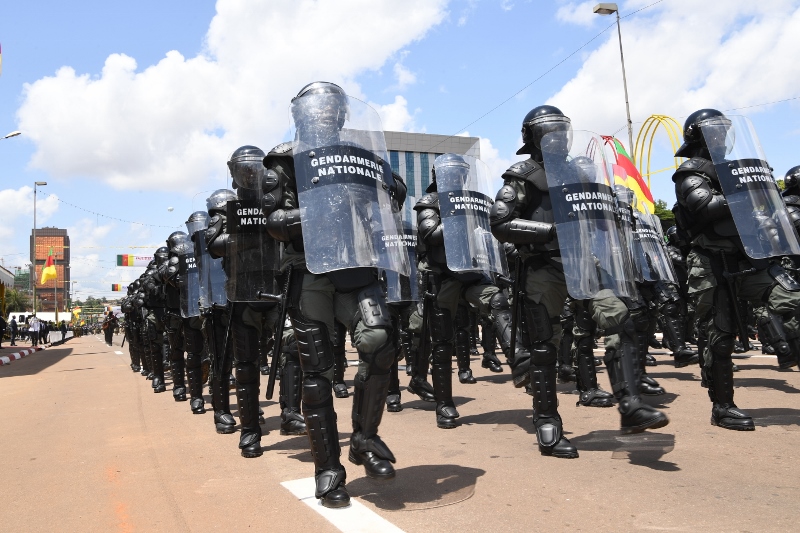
603, 136, 654, 213
40, 247, 57, 284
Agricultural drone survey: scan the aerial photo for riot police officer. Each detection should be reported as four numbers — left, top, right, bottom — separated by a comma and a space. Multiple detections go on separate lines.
265, 82, 404, 507
491, 106, 669, 456
672, 109, 800, 429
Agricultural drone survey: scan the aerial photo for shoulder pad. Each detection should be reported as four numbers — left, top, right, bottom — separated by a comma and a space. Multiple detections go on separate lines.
503, 158, 547, 191
674, 157, 716, 181
264, 142, 294, 168
414, 192, 439, 211
783, 194, 800, 207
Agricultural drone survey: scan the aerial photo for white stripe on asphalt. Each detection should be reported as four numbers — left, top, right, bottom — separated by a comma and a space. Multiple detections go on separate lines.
281, 477, 405, 533
115, 351, 124, 355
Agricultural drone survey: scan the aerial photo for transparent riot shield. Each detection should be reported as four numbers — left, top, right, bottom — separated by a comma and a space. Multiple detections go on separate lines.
632, 208, 677, 284
613, 185, 642, 282
387, 197, 419, 303
544, 130, 636, 300
195, 232, 227, 309
291, 93, 409, 276
702, 114, 800, 259
436, 154, 508, 277
179, 248, 200, 318
225, 198, 279, 302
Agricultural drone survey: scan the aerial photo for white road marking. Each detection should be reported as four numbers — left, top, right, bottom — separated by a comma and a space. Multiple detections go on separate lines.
281, 477, 405, 533
115, 351, 124, 355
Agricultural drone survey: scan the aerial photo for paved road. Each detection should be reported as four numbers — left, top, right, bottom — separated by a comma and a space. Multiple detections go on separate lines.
2, 334, 799, 532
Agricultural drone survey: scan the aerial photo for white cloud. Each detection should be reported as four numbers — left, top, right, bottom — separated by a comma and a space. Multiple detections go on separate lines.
372, 95, 423, 132
393, 62, 418, 90
0, 186, 59, 245
17, 0, 448, 193
555, 1, 599, 27
501, 1, 515, 11
548, 0, 800, 139
458, 0, 479, 25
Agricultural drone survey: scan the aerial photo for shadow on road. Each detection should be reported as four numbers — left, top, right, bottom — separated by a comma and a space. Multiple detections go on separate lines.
570, 430, 679, 471
642, 392, 679, 408
0, 346, 74, 378
650, 371, 702, 383
747, 408, 800, 427
734, 377, 800, 394
457, 409, 534, 434
348, 464, 486, 511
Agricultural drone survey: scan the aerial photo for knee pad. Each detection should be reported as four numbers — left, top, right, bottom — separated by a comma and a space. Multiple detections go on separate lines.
302, 375, 333, 406
632, 311, 650, 332
709, 335, 735, 359
183, 327, 204, 354
361, 336, 396, 374
430, 305, 454, 344
356, 284, 392, 328
530, 342, 557, 366
290, 312, 334, 373
523, 302, 553, 343
231, 321, 260, 364
660, 302, 680, 318
489, 291, 510, 312
455, 305, 470, 326
712, 288, 735, 334
235, 362, 259, 384
573, 308, 595, 333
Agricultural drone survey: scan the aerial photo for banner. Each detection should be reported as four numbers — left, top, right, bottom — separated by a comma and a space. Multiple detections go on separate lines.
116, 254, 153, 267
111, 284, 128, 291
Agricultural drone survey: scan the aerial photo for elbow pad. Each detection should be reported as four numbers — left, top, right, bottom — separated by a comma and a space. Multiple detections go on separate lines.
492, 219, 555, 244
205, 214, 228, 259
703, 193, 729, 221
266, 208, 303, 242
417, 208, 443, 245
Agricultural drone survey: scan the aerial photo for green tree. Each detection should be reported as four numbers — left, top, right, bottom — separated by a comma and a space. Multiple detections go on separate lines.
653, 199, 675, 232
5, 289, 31, 313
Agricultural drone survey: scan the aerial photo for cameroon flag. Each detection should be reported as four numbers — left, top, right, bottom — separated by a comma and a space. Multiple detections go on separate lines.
40, 247, 57, 284
602, 136, 655, 214
111, 284, 128, 291
117, 254, 135, 266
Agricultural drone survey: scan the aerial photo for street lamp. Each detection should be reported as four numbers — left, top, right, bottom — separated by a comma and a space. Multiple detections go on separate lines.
593, 2, 635, 160
2, 130, 21, 140
32, 181, 47, 315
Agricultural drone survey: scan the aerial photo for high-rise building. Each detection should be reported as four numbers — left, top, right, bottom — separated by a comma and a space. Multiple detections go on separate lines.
30, 227, 70, 312
384, 131, 480, 198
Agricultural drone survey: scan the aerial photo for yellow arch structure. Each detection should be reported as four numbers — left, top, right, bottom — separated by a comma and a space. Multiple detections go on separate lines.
634, 115, 683, 189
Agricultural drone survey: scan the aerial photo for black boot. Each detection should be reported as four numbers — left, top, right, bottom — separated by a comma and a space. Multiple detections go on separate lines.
280, 358, 306, 435
349, 373, 396, 479
431, 349, 459, 429
186, 351, 205, 414
493, 307, 531, 388
635, 332, 664, 395
236, 379, 263, 458
212, 373, 235, 434
480, 317, 503, 372
151, 344, 166, 393
662, 315, 699, 367
386, 360, 402, 412
304, 396, 350, 508
575, 337, 613, 408
709, 357, 755, 431
605, 338, 669, 434
406, 353, 435, 402
530, 363, 578, 458
455, 325, 476, 384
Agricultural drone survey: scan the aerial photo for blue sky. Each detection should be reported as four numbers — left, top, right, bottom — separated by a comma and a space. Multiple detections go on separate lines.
2, 0, 799, 300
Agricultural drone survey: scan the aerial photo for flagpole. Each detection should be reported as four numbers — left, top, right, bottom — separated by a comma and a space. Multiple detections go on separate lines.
54, 255, 58, 323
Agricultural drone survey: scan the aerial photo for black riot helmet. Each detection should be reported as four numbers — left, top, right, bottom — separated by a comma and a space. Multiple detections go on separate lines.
570, 155, 597, 183
517, 105, 572, 161
291, 81, 349, 145
154, 246, 169, 266
428, 153, 469, 193
166, 231, 188, 253
185, 211, 209, 238
228, 145, 267, 191
675, 108, 731, 159
206, 189, 236, 216
783, 165, 800, 193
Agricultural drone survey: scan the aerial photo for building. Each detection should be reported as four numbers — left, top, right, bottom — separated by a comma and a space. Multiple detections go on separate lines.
384, 131, 480, 199
30, 227, 70, 313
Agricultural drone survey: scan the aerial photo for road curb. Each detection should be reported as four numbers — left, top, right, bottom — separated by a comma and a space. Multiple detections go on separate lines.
0, 345, 46, 366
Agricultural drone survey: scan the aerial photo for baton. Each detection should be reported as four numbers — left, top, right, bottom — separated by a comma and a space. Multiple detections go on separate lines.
257, 264, 293, 401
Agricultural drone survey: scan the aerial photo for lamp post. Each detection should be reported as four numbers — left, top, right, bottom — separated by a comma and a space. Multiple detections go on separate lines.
32, 181, 47, 315
2, 130, 21, 140
593, 3, 635, 160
